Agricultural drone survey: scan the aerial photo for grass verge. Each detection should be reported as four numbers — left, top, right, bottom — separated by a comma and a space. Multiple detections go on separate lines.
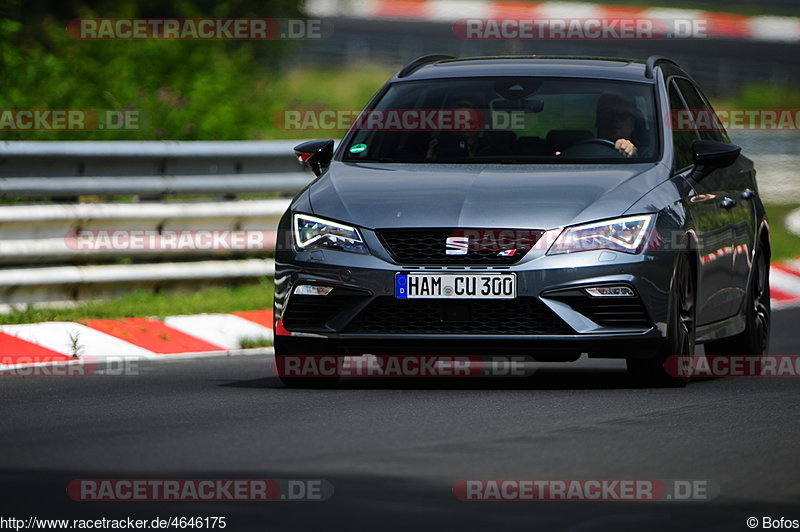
765, 203, 800, 262
238, 336, 274, 349
0, 279, 274, 325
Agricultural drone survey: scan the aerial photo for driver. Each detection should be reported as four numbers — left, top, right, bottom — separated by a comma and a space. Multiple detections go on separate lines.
595, 93, 639, 158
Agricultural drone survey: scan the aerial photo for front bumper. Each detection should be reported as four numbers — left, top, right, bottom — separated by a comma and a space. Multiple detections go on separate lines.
274, 238, 677, 360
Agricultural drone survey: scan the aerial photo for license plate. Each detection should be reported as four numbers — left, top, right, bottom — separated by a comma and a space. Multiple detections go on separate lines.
395, 273, 516, 299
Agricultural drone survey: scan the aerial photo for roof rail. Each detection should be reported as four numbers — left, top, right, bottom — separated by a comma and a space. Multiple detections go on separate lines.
397, 54, 455, 78
644, 55, 680, 79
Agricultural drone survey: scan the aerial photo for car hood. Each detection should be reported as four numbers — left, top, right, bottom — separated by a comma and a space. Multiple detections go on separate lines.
307, 161, 667, 230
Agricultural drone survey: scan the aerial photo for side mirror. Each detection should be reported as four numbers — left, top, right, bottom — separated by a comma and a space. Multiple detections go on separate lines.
690, 140, 741, 181
294, 140, 334, 177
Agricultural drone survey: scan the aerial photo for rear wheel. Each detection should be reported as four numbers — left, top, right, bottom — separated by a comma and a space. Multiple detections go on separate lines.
627, 253, 695, 387
273, 336, 341, 388
704, 246, 770, 369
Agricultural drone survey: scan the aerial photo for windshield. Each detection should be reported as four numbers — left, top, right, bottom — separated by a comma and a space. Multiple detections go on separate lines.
341, 77, 659, 164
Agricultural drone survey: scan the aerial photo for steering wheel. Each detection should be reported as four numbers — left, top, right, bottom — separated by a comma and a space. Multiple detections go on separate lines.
561, 138, 623, 158
574, 138, 617, 149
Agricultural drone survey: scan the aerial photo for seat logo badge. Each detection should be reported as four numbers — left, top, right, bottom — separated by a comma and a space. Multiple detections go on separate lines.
445, 236, 469, 255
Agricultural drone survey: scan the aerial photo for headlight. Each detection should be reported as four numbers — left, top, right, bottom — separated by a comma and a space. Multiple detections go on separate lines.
547, 214, 655, 255
293, 213, 368, 254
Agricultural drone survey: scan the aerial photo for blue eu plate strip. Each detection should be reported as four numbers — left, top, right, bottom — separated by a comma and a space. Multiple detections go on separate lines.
395, 274, 408, 299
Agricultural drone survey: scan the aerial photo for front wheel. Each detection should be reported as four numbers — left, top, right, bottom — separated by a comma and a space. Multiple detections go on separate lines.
627, 253, 696, 387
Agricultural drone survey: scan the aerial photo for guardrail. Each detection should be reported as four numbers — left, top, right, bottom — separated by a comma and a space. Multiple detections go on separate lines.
0, 199, 290, 263
0, 141, 312, 198
0, 141, 310, 311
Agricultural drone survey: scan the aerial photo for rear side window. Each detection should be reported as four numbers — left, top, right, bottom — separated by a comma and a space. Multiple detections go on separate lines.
674, 78, 730, 143
667, 80, 697, 172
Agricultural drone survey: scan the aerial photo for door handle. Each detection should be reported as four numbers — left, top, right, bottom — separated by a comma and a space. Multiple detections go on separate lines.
741, 189, 756, 200
720, 197, 737, 209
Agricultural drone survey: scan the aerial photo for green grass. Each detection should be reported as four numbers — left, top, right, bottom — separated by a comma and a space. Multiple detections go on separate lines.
0, 279, 274, 325
713, 84, 800, 111
238, 336, 273, 349
259, 65, 397, 139
765, 203, 800, 262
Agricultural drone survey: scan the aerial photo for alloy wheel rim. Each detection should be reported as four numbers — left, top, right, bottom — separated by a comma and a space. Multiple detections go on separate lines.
753, 253, 770, 354
677, 256, 696, 359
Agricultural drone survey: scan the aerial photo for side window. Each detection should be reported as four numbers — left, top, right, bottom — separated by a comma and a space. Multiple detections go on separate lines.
674, 78, 730, 143
667, 80, 697, 172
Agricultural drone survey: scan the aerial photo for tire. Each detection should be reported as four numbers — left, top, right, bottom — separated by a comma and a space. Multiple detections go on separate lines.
704, 246, 770, 371
627, 253, 696, 387
273, 336, 341, 388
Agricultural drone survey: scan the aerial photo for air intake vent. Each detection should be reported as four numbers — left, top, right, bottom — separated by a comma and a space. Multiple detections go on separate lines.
346, 297, 571, 335
283, 287, 369, 330
546, 288, 652, 329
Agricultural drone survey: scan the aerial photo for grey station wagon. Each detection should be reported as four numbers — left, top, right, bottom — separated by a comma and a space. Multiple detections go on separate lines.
273, 55, 770, 387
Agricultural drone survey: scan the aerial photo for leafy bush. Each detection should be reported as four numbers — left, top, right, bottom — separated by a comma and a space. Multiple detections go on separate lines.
0, 0, 395, 140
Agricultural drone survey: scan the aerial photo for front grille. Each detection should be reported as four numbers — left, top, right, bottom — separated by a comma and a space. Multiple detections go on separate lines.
378, 228, 543, 265
346, 297, 571, 335
548, 290, 652, 329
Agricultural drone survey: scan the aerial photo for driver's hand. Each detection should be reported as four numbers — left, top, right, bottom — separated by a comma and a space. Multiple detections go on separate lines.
426, 138, 438, 159
615, 139, 637, 158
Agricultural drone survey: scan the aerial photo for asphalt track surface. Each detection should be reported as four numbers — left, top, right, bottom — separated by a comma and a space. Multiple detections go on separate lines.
1, 308, 799, 532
